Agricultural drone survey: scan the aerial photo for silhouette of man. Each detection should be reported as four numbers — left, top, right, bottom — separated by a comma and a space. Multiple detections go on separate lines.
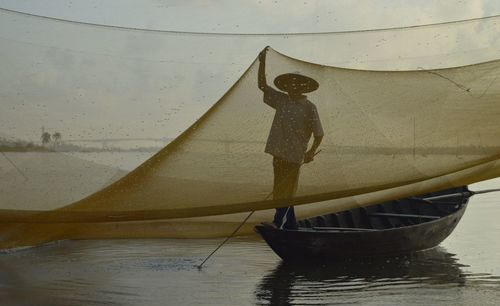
258, 47, 324, 229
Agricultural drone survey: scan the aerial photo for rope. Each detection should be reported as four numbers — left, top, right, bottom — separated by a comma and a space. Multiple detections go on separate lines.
1, 152, 28, 181
2, 7, 500, 36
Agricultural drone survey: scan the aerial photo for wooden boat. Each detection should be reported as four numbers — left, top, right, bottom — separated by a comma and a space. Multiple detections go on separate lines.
255, 186, 470, 261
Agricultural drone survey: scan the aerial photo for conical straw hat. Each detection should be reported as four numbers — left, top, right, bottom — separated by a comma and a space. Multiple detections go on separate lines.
274, 72, 319, 93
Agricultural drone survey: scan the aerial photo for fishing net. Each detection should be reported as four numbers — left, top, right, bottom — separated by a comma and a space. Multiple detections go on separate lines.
42, 50, 500, 222
2, 8, 500, 248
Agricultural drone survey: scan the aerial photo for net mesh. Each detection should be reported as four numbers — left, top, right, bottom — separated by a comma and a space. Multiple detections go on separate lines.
3, 48, 500, 223
2, 9, 500, 248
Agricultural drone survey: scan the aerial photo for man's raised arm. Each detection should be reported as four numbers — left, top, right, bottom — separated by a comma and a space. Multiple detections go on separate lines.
258, 47, 269, 91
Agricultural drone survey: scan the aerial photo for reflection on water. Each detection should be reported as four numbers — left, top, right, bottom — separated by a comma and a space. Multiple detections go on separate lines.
256, 248, 470, 305
0, 239, 499, 306
257, 248, 500, 305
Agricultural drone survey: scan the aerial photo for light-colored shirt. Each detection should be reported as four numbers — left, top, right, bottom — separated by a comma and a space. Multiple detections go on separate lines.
263, 87, 324, 164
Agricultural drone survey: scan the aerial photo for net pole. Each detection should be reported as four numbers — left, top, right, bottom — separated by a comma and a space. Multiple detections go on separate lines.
421, 188, 500, 201
197, 185, 277, 270
196, 210, 255, 270
197, 150, 322, 269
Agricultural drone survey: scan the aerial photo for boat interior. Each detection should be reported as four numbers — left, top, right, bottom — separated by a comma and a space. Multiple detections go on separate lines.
297, 187, 469, 232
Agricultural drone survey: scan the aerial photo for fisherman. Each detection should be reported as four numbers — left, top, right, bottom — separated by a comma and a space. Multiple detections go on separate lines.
258, 47, 324, 229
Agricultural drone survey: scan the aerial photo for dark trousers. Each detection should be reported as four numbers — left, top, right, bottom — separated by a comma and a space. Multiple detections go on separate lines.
272, 157, 300, 229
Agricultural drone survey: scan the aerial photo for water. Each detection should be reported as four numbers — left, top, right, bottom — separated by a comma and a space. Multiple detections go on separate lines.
1, 153, 499, 305
67, 151, 155, 172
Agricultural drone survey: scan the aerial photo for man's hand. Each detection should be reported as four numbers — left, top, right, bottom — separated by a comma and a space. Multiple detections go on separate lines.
304, 150, 316, 163
304, 136, 323, 163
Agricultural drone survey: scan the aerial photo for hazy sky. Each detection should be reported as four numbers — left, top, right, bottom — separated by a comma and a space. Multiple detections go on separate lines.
1, 0, 500, 144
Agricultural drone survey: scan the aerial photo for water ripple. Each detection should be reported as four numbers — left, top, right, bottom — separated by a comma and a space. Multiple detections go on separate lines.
255, 248, 500, 305
1, 236, 499, 305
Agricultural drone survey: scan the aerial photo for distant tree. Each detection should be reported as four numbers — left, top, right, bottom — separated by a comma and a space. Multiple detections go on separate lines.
53, 132, 62, 146
41, 132, 51, 145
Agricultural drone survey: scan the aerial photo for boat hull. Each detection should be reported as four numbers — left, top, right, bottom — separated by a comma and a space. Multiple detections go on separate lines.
256, 188, 469, 261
